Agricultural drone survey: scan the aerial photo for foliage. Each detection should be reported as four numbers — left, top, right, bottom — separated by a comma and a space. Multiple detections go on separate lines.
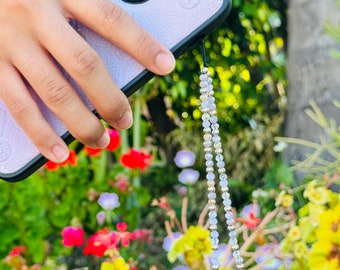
276, 100, 340, 176
0, 1, 290, 269
139, 0, 287, 185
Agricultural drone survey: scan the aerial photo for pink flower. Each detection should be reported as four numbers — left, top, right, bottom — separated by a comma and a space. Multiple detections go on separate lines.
112, 174, 130, 193
106, 129, 120, 151
114, 222, 136, 247
61, 227, 85, 247
133, 229, 153, 243
9, 246, 26, 256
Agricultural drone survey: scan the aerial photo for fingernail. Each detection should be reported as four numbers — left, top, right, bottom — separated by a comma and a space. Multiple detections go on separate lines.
116, 110, 133, 130
52, 144, 69, 162
96, 132, 110, 148
155, 51, 176, 74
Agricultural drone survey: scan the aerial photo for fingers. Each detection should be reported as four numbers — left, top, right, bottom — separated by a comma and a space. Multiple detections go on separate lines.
0, 0, 176, 164
34, 8, 134, 130
8, 38, 111, 149
0, 62, 70, 163
63, 0, 176, 75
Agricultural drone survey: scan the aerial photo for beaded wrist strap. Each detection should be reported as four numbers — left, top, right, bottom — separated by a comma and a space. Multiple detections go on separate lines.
199, 41, 244, 270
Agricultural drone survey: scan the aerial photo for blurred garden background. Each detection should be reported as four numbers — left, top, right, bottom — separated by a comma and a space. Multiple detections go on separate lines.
3, 0, 340, 269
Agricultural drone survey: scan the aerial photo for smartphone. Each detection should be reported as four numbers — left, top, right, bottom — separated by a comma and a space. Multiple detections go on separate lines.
0, 0, 231, 182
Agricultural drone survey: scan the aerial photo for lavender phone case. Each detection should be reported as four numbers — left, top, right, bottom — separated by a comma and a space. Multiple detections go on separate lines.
0, 0, 231, 181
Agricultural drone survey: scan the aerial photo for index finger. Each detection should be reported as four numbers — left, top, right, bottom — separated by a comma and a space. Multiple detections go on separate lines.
63, 0, 176, 75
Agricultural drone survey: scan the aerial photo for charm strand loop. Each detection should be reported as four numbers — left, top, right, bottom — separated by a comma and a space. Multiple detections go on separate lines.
199, 67, 245, 270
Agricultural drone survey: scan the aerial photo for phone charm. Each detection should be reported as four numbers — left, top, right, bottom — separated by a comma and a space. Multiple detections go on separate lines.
199, 40, 245, 270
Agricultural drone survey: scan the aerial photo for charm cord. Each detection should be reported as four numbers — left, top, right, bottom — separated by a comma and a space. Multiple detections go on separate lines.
199, 40, 245, 270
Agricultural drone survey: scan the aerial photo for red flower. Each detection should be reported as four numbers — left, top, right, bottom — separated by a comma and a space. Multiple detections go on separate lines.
45, 150, 78, 170
9, 246, 26, 256
83, 228, 118, 257
45, 160, 59, 170
61, 227, 85, 247
237, 204, 262, 230
84, 129, 120, 156
120, 148, 152, 170
114, 222, 136, 247
84, 146, 102, 156
106, 129, 120, 151
241, 212, 262, 230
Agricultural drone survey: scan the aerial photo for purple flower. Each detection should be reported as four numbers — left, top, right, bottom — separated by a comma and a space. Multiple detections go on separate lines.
96, 211, 106, 225
98, 192, 120, 210
173, 266, 190, 270
240, 203, 260, 219
208, 244, 232, 267
178, 169, 200, 185
162, 232, 182, 251
255, 243, 285, 269
174, 150, 196, 168
176, 185, 188, 195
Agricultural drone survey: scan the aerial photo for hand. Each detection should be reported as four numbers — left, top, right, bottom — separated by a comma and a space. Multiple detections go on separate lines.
0, 0, 175, 163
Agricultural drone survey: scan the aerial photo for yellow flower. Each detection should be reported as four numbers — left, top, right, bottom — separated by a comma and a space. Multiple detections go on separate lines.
275, 191, 293, 208
299, 202, 325, 220
316, 204, 340, 241
292, 241, 308, 260
298, 216, 318, 243
308, 203, 340, 269
303, 180, 330, 205
100, 257, 129, 270
328, 190, 340, 208
288, 225, 301, 242
304, 180, 317, 198
168, 226, 212, 269
309, 187, 330, 205
309, 240, 340, 270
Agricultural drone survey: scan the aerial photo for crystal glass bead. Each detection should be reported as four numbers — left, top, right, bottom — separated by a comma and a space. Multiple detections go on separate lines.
200, 81, 208, 88
219, 180, 227, 188
211, 230, 219, 238
223, 199, 232, 206
208, 192, 216, 200
202, 113, 210, 121
206, 160, 214, 167
225, 211, 234, 220
210, 217, 218, 225
207, 172, 215, 181
212, 135, 221, 143
209, 211, 218, 219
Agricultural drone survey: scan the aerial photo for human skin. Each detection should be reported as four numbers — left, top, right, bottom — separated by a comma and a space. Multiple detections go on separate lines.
0, 0, 175, 163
